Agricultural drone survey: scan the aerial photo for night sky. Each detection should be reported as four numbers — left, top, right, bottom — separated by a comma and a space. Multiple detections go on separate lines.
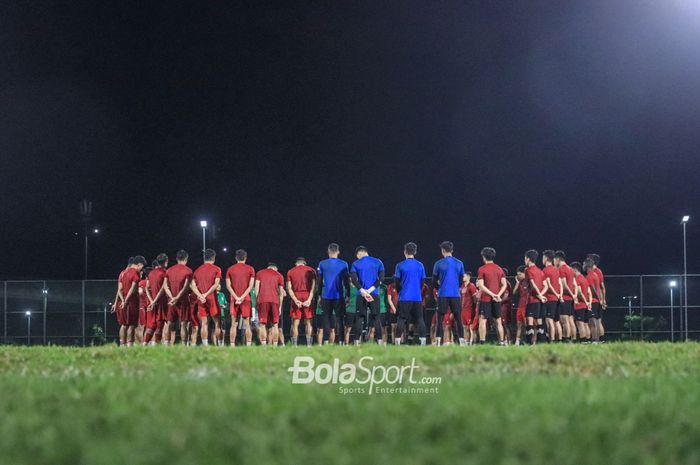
1, 1, 699, 280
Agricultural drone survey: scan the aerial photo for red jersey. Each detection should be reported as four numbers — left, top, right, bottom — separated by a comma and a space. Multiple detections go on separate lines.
477, 263, 505, 302
422, 283, 437, 307
516, 279, 529, 309
502, 281, 512, 304
192, 263, 222, 293
542, 265, 561, 301
138, 279, 148, 309
575, 274, 591, 309
166, 263, 193, 296
586, 271, 601, 303
387, 283, 399, 310
461, 282, 477, 311
256, 268, 284, 304
558, 264, 575, 301
147, 267, 167, 302
119, 268, 141, 304
286, 265, 316, 292
525, 265, 545, 304
595, 267, 604, 284
226, 263, 255, 299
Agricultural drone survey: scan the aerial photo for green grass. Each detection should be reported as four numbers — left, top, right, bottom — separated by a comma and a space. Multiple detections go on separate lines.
0, 343, 699, 465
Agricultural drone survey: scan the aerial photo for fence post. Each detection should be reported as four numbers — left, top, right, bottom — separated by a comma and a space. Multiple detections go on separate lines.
82, 280, 86, 347
639, 276, 644, 340
3, 281, 6, 344
43, 280, 47, 345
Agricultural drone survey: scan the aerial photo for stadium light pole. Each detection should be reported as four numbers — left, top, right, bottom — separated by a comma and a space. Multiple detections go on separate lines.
669, 280, 677, 342
200, 220, 208, 260
25, 310, 31, 345
623, 296, 638, 339
681, 215, 689, 342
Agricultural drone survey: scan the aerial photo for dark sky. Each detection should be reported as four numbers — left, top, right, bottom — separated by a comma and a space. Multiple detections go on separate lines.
1, 1, 699, 280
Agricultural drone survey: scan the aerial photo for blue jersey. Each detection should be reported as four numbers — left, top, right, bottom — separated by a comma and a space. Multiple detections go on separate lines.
394, 258, 426, 302
317, 258, 349, 300
351, 256, 385, 295
432, 256, 465, 298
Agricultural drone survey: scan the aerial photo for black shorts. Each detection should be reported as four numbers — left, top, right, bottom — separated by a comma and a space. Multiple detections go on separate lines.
574, 309, 589, 322
591, 302, 602, 319
479, 301, 501, 319
387, 312, 398, 324
316, 314, 337, 330
544, 301, 560, 321
378, 313, 388, 327
398, 301, 422, 323
560, 300, 573, 316
355, 295, 380, 316
437, 297, 461, 315
525, 302, 543, 319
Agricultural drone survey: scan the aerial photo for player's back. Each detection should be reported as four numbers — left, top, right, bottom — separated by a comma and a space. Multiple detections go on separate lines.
317, 258, 348, 299
395, 258, 425, 302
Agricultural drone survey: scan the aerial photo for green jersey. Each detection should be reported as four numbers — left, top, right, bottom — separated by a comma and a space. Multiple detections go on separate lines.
345, 285, 358, 313
378, 284, 388, 314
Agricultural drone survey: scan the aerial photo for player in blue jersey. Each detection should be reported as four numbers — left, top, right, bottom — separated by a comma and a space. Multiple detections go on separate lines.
317, 243, 350, 344
350, 246, 385, 345
432, 241, 467, 346
393, 242, 427, 346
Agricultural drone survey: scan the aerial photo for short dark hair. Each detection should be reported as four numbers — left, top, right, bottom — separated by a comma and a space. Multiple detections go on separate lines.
355, 245, 368, 255
516, 265, 526, 274
481, 247, 496, 261
587, 253, 600, 265
142, 267, 152, 277
127, 256, 135, 266
583, 258, 594, 271
176, 250, 189, 261
570, 261, 582, 273
543, 250, 555, 262
133, 256, 147, 266
152, 259, 159, 268
440, 241, 454, 253
204, 248, 216, 261
404, 242, 418, 255
235, 249, 247, 261
524, 249, 539, 263
501, 267, 509, 276
295, 257, 306, 264
267, 262, 277, 268
156, 253, 168, 266
327, 243, 340, 253
554, 250, 566, 260
465, 270, 472, 276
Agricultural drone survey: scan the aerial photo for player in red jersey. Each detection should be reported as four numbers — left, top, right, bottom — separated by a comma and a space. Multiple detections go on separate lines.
190, 249, 222, 346
287, 257, 316, 347
255, 263, 285, 346
541, 250, 563, 342
512, 266, 530, 345
386, 282, 399, 344
499, 268, 513, 344
163, 250, 193, 345
524, 250, 548, 344
225, 249, 255, 346
137, 269, 149, 344
587, 253, 607, 340
476, 247, 507, 345
111, 257, 133, 321
460, 272, 478, 345
570, 262, 592, 342
188, 292, 200, 345
555, 250, 576, 342
114, 256, 146, 346
584, 259, 602, 343
144, 254, 168, 345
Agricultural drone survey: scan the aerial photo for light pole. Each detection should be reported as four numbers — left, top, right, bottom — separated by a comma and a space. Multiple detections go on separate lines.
80, 200, 92, 279
200, 220, 208, 259
669, 280, 677, 342
681, 215, 690, 342
25, 310, 31, 345
623, 296, 638, 339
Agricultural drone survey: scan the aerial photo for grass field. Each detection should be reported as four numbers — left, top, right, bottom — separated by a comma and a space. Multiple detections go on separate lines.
0, 343, 699, 465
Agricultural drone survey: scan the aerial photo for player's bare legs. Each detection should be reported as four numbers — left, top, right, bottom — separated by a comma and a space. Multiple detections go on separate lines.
304, 319, 313, 346
554, 320, 562, 341
258, 324, 267, 345
230, 316, 239, 346
119, 325, 127, 346
126, 325, 136, 346
212, 316, 222, 346
200, 316, 210, 345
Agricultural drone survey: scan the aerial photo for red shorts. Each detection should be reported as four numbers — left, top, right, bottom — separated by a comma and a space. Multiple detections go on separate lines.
153, 299, 168, 323
145, 308, 165, 331
501, 303, 512, 324
138, 306, 147, 327
431, 312, 452, 326
167, 298, 191, 322
516, 306, 526, 322
189, 304, 200, 327
258, 302, 280, 325
118, 299, 139, 326
230, 299, 252, 319
290, 291, 313, 320
197, 294, 220, 319
461, 308, 475, 326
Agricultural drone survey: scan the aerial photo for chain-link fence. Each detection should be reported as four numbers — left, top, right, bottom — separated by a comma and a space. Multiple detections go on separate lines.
1, 275, 698, 345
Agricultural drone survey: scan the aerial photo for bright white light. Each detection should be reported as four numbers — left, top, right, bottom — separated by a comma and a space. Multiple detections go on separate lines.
200, 220, 208, 228
93, 228, 100, 234
25, 311, 31, 316
42, 289, 48, 295
223, 247, 228, 252
681, 215, 690, 224
670, 280, 678, 288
